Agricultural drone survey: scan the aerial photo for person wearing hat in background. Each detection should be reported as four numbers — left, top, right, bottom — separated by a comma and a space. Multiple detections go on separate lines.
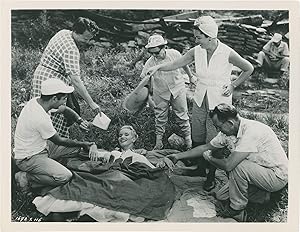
14, 78, 95, 195
145, 15, 254, 191
126, 30, 167, 69
140, 34, 196, 150
32, 17, 102, 139
256, 32, 289, 77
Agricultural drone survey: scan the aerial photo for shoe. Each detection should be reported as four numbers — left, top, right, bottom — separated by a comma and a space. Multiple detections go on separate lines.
15, 171, 30, 194
203, 179, 216, 192
153, 137, 163, 150
218, 203, 247, 222
184, 136, 192, 150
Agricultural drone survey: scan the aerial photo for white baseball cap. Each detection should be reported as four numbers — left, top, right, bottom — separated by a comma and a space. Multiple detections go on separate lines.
271, 33, 282, 43
145, 34, 167, 49
193, 16, 218, 38
41, 78, 74, 95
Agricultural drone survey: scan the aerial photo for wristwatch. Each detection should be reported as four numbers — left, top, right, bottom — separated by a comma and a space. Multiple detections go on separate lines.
76, 117, 84, 124
231, 83, 237, 89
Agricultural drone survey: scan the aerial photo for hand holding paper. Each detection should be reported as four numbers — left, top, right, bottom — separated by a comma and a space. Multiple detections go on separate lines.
92, 112, 111, 130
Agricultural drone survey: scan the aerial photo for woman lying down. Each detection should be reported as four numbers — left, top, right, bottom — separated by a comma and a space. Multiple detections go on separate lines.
33, 125, 177, 222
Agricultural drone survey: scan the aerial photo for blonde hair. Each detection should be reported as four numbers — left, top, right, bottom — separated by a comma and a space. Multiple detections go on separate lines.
119, 125, 138, 139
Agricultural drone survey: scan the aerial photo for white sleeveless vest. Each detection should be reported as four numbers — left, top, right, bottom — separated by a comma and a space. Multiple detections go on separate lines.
194, 41, 233, 109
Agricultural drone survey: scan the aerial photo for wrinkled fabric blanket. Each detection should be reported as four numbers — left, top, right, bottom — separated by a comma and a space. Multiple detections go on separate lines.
43, 155, 176, 220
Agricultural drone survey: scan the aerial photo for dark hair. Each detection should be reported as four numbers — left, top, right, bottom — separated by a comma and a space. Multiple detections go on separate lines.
193, 25, 210, 38
209, 103, 238, 122
40, 93, 67, 101
72, 17, 99, 36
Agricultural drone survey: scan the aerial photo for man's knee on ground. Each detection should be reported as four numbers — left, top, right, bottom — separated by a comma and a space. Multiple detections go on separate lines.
53, 169, 73, 184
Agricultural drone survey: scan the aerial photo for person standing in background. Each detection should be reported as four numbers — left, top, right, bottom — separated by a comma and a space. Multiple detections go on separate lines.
145, 16, 254, 191
32, 17, 102, 138
141, 34, 196, 150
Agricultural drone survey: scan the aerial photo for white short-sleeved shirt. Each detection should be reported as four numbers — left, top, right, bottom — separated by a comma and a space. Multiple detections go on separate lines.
142, 49, 186, 100
210, 117, 288, 181
110, 150, 155, 168
263, 40, 289, 61
13, 98, 57, 159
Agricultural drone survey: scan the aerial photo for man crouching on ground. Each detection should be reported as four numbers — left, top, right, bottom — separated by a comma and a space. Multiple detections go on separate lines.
13, 78, 95, 194
157, 103, 288, 221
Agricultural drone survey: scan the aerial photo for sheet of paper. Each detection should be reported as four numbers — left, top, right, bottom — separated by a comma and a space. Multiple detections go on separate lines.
92, 112, 111, 130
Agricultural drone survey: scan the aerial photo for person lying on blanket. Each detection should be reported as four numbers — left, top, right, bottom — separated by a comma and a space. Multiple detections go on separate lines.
87, 125, 155, 168
33, 125, 176, 222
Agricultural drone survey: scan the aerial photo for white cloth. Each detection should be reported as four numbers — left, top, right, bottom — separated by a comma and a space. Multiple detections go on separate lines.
13, 97, 57, 159
210, 117, 288, 181
193, 41, 233, 109
33, 195, 130, 222
110, 150, 155, 168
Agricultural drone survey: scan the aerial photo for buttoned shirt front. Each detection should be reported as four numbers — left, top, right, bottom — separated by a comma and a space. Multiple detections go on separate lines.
210, 117, 288, 181
142, 49, 186, 100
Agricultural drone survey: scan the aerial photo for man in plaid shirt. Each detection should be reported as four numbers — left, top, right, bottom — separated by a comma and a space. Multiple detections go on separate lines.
32, 17, 101, 138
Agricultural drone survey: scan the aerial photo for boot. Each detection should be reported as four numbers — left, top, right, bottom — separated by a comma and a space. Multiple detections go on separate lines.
184, 135, 192, 150
153, 135, 163, 150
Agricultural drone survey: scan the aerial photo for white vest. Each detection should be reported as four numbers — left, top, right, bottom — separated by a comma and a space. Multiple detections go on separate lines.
194, 41, 233, 109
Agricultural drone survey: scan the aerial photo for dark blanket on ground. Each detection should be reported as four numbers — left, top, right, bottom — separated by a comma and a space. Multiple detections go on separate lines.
44, 155, 176, 220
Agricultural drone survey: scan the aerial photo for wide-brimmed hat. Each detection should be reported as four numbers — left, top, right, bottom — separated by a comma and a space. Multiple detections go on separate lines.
145, 34, 167, 49
271, 33, 282, 43
41, 78, 74, 95
122, 86, 149, 113
123, 75, 152, 113
193, 16, 218, 38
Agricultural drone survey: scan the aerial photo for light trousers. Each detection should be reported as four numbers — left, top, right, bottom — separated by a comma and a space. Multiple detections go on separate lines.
15, 141, 80, 188
257, 51, 289, 72
216, 159, 287, 210
153, 90, 191, 138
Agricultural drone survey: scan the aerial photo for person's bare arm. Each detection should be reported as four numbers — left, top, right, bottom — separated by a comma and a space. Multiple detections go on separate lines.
222, 51, 254, 97
70, 74, 100, 113
49, 133, 94, 151
146, 48, 195, 76
203, 151, 250, 171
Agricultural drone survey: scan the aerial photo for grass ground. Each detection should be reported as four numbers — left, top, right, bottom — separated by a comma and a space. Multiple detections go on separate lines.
10, 45, 289, 222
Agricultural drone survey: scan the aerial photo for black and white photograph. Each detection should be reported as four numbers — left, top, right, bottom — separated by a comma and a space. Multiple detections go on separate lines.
2, 2, 300, 231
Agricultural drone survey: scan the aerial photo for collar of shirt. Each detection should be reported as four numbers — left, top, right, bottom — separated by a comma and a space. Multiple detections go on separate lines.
236, 117, 246, 139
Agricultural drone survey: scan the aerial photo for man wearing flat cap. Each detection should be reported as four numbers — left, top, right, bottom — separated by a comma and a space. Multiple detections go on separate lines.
257, 33, 290, 77
145, 15, 254, 191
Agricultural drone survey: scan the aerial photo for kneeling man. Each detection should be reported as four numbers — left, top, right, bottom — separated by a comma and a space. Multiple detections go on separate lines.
13, 78, 95, 194
159, 103, 288, 221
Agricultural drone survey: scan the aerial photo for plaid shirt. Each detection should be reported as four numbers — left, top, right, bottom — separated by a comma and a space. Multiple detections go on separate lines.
32, 29, 81, 138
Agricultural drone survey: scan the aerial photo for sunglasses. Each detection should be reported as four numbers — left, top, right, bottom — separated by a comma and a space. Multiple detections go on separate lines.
148, 47, 163, 55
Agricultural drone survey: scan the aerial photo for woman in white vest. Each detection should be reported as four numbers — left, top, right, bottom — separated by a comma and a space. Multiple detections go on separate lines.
145, 15, 254, 191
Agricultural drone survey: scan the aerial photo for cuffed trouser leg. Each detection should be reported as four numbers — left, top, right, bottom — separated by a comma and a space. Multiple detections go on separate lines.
228, 160, 287, 210
153, 94, 170, 137
171, 90, 191, 138
279, 57, 289, 72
